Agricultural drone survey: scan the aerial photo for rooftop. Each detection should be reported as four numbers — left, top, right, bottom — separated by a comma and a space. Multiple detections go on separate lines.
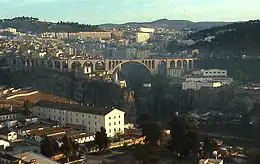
18, 122, 52, 131
35, 100, 125, 116
15, 152, 59, 164
27, 127, 72, 137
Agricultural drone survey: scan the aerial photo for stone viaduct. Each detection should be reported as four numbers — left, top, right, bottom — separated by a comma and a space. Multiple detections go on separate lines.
2, 56, 197, 74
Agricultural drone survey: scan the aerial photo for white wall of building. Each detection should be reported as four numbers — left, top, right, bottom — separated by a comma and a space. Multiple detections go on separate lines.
182, 81, 222, 90
201, 69, 227, 77
84, 66, 92, 74
74, 134, 95, 144
104, 109, 125, 137
32, 106, 125, 137
185, 77, 233, 85
0, 114, 16, 121
136, 32, 151, 43
140, 27, 155, 33
0, 140, 10, 149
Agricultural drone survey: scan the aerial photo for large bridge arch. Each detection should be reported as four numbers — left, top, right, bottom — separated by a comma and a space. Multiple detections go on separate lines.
108, 60, 152, 74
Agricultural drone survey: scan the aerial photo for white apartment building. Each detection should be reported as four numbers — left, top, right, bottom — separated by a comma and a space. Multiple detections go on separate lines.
185, 77, 233, 85
182, 81, 222, 90
136, 32, 151, 43
32, 101, 125, 137
139, 27, 155, 33
201, 69, 227, 77
0, 109, 18, 121
168, 68, 185, 77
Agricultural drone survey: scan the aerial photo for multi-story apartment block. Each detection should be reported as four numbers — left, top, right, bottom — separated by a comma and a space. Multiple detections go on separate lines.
32, 101, 125, 137
201, 69, 227, 77
182, 81, 222, 90
136, 32, 151, 43
0, 109, 20, 121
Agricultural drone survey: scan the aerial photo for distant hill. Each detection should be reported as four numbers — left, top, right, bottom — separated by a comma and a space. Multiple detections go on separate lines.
101, 19, 232, 30
186, 20, 260, 58
0, 17, 101, 34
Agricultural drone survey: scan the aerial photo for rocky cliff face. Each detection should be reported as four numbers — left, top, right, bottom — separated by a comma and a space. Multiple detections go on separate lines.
9, 68, 134, 107
10, 68, 85, 101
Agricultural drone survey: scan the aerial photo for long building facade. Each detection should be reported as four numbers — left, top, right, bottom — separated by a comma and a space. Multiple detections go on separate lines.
32, 101, 125, 137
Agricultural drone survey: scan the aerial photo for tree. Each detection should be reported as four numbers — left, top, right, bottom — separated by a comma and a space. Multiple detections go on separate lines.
202, 137, 218, 158
141, 122, 162, 146
40, 137, 58, 157
168, 115, 186, 155
94, 127, 108, 151
168, 114, 199, 157
167, 40, 182, 54
61, 135, 78, 158
23, 100, 33, 116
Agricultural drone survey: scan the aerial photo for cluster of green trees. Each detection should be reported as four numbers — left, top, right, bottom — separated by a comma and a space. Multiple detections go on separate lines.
192, 20, 260, 58
167, 20, 260, 58
139, 113, 218, 160
40, 135, 79, 159
94, 127, 108, 151
23, 100, 33, 116
197, 59, 260, 82
81, 80, 131, 109
40, 127, 108, 159
0, 16, 101, 33
135, 75, 194, 123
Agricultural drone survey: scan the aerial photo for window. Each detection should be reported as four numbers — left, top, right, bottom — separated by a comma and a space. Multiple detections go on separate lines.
89, 121, 90, 124
109, 123, 111, 126
76, 113, 78, 116
119, 128, 121, 131
114, 116, 116, 119
109, 129, 111, 133
119, 121, 120, 124
95, 116, 97, 119
82, 114, 84, 117
95, 122, 97, 125
76, 119, 78, 123
88, 115, 90, 118
109, 117, 111, 120
119, 115, 120, 118
89, 127, 91, 131
114, 122, 116, 125
114, 128, 116, 132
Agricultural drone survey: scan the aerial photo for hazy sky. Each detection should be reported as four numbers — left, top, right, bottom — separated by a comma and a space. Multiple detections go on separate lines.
1, 0, 260, 24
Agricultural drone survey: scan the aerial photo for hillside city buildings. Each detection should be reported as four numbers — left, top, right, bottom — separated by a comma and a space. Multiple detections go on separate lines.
0, 18, 254, 164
